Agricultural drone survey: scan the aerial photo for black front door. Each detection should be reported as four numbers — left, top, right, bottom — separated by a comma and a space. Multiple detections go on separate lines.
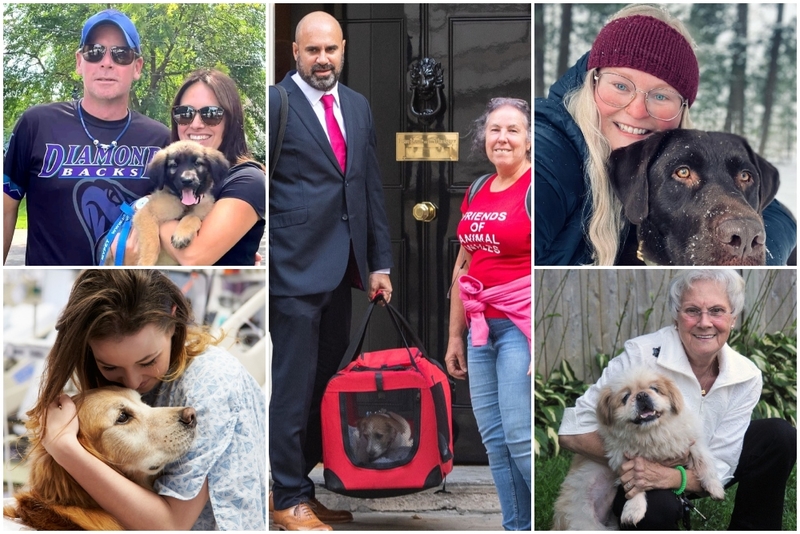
274, 3, 531, 464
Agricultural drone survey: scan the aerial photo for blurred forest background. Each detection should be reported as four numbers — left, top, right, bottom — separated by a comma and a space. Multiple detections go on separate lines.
3, 3, 266, 163
534, 3, 797, 162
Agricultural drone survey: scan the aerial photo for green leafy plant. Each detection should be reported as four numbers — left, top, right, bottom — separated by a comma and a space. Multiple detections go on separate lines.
730, 271, 796, 426
729, 322, 797, 426
535, 359, 595, 458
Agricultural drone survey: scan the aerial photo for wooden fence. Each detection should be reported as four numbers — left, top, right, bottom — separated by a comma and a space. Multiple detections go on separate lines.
534, 269, 797, 382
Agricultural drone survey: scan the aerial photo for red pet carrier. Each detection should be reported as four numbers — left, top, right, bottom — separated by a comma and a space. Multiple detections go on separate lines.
321, 295, 454, 497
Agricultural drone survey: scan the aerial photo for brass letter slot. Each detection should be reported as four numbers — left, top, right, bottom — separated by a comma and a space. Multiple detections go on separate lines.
396, 133, 459, 161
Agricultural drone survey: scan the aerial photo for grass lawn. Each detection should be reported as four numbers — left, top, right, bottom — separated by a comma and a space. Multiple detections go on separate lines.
16, 197, 27, 229
535, 452, 797, 530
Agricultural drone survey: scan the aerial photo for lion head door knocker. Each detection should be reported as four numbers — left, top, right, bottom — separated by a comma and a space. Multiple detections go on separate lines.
409, 58, 445, 126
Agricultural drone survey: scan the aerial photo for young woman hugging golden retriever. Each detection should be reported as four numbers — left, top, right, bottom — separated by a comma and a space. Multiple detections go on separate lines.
7, 270, 265, 530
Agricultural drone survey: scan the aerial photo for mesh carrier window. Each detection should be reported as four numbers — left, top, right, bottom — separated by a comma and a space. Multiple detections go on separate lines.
339, 389, 420, 469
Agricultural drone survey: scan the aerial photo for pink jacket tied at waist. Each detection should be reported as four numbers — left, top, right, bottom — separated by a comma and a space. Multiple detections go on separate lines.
458, 274, 531, 348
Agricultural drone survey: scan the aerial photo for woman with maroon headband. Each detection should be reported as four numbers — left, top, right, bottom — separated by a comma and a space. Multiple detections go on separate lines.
534, 4, 795, 266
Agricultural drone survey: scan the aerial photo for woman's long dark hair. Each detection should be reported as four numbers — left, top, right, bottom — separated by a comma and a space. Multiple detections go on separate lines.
171, 68, 257, 167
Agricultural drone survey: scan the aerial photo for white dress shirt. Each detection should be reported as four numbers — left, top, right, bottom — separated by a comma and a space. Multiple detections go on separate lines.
291, 71, 347, 144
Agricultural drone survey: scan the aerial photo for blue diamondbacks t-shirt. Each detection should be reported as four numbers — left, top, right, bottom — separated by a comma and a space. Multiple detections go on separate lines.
4, 101, 170, 265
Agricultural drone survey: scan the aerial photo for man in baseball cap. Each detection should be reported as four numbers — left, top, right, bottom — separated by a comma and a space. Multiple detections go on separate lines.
3, 8, 169, 266
80, 8, 141, 52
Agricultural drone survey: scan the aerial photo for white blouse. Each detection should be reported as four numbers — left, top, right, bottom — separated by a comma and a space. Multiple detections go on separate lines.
558, 325, 762, 485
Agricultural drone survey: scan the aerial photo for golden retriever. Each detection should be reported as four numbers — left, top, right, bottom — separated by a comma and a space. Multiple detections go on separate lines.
355, 411, 413, 463
553, 368, 724, 529
3, 386, 196, 530
106, 140, 229, 265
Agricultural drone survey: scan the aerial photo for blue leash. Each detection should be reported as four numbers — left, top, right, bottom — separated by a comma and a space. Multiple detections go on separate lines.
99, 201, 137, 266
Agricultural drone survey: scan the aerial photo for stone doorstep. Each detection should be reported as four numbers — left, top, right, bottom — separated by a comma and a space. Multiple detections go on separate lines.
269, 464, 502, 514
315, 485, 502, 514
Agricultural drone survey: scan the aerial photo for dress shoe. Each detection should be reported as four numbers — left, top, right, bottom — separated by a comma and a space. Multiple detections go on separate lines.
308, 497, 353, 523
270, 492, 353, 524
271, 503, 332, 531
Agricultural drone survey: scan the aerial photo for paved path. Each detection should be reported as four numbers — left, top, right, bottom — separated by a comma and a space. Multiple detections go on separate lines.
5, 230, 26, 266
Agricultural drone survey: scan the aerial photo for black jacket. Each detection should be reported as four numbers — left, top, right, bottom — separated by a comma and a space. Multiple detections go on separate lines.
534, 53, 796, 265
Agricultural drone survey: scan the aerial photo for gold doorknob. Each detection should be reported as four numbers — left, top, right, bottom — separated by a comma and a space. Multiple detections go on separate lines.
413, 201, 438, 222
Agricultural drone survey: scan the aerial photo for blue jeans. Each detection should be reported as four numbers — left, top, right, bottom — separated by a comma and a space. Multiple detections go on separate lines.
468, 318, 532, 530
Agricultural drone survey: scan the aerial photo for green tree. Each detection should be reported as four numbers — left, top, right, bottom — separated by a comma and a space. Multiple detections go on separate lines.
3, 3, 266, 163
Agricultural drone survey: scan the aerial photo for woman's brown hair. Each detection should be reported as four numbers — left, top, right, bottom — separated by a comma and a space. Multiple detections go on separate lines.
171, 68, 258, 167
27, 269, 217, 434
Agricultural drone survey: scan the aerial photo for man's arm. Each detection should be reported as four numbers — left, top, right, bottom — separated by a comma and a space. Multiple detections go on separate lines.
4, 194, 21, 263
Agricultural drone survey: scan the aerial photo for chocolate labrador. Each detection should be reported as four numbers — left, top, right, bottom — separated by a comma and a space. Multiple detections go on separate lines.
609, 129, 779, 265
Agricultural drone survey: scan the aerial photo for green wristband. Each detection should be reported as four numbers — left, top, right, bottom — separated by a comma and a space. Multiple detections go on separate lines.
673, 465, 687, 495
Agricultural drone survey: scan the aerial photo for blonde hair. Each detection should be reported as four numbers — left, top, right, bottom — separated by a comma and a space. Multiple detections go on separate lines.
564, 4, 696, 265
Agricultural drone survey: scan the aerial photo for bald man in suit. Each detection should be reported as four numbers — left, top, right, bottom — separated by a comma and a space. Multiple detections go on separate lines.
268, 11, 393, 531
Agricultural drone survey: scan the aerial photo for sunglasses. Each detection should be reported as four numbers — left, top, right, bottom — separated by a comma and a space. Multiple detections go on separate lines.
80, 44, 139, 66
172, 105, 226, 127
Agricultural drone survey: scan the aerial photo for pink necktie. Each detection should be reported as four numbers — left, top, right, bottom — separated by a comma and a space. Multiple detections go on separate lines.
321, 94, 347, 172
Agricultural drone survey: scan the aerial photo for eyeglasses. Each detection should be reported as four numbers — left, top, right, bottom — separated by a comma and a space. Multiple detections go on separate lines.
172, 105, 225, 127
680, 307, 730, 319
80, 44, 139, 66
593, 70, 687, 122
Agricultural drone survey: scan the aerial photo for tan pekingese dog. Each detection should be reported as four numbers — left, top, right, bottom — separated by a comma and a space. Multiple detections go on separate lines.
553, 368, 724, 530
3, 386, 197, 530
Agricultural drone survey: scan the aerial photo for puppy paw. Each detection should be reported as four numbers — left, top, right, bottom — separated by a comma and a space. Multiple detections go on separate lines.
171, 233, 195, 249
620, 495, 647, 526
704, 478, 725, 500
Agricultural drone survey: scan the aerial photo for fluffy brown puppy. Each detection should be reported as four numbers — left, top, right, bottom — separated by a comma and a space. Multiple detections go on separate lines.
119, 140, 229, 265
553, 368, 724, 530
3, 386, 197, 530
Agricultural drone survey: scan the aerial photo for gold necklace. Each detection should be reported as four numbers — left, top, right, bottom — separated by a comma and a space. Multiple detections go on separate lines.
697, 357, 718, 396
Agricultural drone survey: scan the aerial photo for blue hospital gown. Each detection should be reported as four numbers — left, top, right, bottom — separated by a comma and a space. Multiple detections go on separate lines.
141, 344, 266, 530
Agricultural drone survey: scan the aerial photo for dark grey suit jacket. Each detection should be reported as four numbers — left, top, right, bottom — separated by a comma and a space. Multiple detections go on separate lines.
269, 72, 393, 296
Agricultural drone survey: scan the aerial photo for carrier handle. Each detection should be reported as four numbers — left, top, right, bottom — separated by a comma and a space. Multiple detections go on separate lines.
383, 300, 453, 382
337, 293, 432, 373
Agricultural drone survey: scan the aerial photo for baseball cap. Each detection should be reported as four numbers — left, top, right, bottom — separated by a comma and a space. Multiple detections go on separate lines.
80, 9, 141, 53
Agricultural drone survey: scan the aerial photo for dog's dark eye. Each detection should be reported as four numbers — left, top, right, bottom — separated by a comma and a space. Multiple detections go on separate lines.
650, 386, 660, 394
737, 171, 753, 184
116, 412, 131, 424
622, 393, 630, 404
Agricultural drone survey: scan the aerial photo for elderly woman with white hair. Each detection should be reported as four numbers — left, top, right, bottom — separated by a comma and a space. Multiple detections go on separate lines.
559, 269, 796, 529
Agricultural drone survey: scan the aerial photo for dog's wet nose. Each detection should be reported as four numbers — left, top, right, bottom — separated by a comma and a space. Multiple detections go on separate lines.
715, 218, 766, 259
180, 407, 197, 429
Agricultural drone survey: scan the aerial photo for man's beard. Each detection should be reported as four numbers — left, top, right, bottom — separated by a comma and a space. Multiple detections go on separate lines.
298, 57, 344, 91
